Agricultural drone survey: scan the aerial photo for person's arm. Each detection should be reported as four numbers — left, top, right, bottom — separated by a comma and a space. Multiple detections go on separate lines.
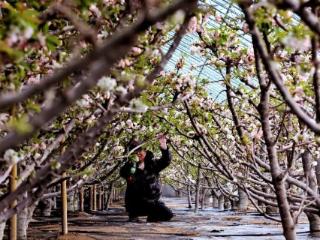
153, 134, 172, 172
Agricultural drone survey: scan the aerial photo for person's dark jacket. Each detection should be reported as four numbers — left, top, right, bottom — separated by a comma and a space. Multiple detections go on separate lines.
120, 148, 171, 215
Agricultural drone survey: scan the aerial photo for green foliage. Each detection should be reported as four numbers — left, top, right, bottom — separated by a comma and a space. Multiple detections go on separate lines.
8, 114, 33, 134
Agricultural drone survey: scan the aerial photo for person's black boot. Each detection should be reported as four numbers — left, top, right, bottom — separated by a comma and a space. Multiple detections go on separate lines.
128, 216, 142, 223
147, 215, 159, 222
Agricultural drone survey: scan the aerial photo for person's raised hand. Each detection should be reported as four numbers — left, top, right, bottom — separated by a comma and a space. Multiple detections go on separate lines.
157, 133, 167, 150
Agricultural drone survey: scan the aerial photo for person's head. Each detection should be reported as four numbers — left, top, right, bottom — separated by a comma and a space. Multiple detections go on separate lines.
136, 149, 146, 162
128, 138, 146, 162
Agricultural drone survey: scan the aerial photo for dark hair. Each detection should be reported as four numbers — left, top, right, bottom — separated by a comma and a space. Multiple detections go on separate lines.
127, 138, 143, 153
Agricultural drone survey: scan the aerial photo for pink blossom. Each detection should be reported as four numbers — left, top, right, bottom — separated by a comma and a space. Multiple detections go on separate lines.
118, 59, 132, 68
6, 28, 19, 47
131, 47, 143, 56
159, 70, 166, 76
215, 14, 222, 23
0, 113, 9, 126
27, 75, 41, 85
283, 35, 311, 51
89, 4, 101, 18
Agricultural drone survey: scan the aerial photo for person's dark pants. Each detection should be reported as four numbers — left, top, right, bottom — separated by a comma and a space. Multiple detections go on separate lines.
128, 200, 174, 222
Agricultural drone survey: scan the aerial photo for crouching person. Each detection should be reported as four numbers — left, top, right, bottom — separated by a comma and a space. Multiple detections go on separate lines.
120, 134, 174, 222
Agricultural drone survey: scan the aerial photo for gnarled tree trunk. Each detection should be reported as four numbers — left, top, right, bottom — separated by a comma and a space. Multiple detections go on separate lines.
218, 194, 224, 210
17, 194, 39, 240
302, 150, 320, 232
212, 197, 218, 208
237, 188, 248, 211
40, 198, 53, 217
201, 188, 208, 210
0, 222, 6, 240
211, 190, 219, 208
17, 204, 28, 240
67, 192, 76, 212
224, 198, 231, 210
106, 183, 114, 210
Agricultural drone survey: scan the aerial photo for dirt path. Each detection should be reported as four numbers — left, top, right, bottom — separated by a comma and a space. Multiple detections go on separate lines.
28, 197, 317, 240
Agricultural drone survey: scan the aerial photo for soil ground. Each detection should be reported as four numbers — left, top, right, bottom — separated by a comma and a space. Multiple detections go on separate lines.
28, 197, 319, 240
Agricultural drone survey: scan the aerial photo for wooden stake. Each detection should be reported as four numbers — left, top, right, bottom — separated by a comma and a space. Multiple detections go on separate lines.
90, 186, 93, 211
61, 172, 68, 235
9, 163, 17, 240
101, 186, 104, 210
79, 187, 84, 212
93, 184, 97, 211
97, 186, 102, 211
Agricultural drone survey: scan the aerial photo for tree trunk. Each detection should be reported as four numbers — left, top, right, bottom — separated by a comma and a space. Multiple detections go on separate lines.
17, 196, 28, 240
316, 158, 320, 194
41, 199, 53, 217
302, 150, 320, 232
201, 188, 208, 210
262, 186, 278, 214
17, 196, 40, 240
0, 222, 5, 240
194, 164, 201, 213
211, 190, 218, 208
224, 198, 231, 210
187, 184, 192, 208
67, 192, 75, 212
53, 186, 57, 210
212, 197, 218, 208
113, 188, 117, 202
257, 76, 296, 239
106, 183, 114, 210
238, 188, 248, 211
231, 199, 238, 210
218, 194, 224, 210
104, 191, 108, 210
73, 191, 78, 211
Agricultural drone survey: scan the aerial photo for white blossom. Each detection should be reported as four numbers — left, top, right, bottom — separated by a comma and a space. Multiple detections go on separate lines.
190, 45, 201, 55
282, 34, 311, 52
77, 98, 91, 108
126, 119, 134, 128
89, 4, 101, 18
4, 149, 21, 165
129, 99, 148, 113
98, 76, 117, 92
